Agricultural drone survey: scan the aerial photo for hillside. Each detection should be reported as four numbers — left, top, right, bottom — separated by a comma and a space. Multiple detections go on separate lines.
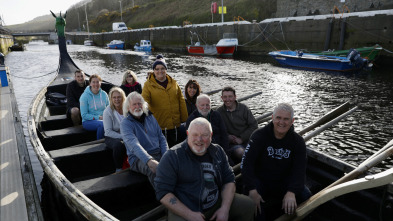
6, 0, 276, 33
66, 0, 277, 32
5, 14, 56, 32
5, 0, 393, 33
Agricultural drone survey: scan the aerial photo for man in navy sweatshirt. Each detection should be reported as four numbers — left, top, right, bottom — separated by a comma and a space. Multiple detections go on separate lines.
241, 103, 311, 221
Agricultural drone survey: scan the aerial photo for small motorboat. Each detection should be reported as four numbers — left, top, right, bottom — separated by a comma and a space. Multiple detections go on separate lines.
83, 39, 94, 46
134, 40, 152, 51
312, 45, 383, 62
215, 33, 238, 56
9, 43, 26, 51
107, 40, 125, 49
269, 49, 369, 72
186, 32, 238, 56
187, 41, 217, 56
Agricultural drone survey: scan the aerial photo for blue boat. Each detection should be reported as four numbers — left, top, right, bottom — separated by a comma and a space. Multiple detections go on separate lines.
107, 40, 125, 49
269, 50, 368, 72
134, 40, 152, 51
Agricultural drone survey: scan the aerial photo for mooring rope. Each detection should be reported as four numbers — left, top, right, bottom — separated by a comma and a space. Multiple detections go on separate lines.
10, 70, 57, 79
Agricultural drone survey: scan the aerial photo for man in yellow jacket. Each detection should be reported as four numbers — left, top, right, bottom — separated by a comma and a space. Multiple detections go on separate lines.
142, 55, 188, 147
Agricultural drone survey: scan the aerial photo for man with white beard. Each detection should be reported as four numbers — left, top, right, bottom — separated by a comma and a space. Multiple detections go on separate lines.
120, 92, 168, 187
186, 94, 230, 163
155, 118, 254, 221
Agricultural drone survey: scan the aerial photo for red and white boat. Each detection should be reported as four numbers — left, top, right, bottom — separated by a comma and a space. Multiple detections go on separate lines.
187, 32, 238, 56
216, 33, 238, 56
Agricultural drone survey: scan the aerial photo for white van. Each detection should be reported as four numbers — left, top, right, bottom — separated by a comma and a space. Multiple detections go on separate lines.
112, 22, 128, 32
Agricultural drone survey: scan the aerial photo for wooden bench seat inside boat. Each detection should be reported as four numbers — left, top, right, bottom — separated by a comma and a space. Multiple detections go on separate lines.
49, 143, 114, 182
48, 105, 67, 116
39, 125, 97, 151
40, 114, 72, 131
72, 170, 157, 210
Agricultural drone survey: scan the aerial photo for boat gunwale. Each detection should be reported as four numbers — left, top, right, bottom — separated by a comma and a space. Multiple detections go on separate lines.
27, 71, 119, 221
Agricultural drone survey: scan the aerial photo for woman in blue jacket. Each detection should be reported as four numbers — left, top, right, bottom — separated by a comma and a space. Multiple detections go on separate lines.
80, 74, 109, 139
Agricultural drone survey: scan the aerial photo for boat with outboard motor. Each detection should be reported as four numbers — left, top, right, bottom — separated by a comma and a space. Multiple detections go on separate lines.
269, 49, 369, 72
27, 12, 393, 221
312, 44, 383, 61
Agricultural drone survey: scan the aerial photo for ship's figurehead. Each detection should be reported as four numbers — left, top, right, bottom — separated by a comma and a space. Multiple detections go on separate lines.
50, 10, 67, 37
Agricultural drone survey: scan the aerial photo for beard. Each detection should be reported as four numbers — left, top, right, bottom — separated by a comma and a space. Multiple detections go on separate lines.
131, 108, 143, 117
190, 144, 207, 155
199, 109, 209, 117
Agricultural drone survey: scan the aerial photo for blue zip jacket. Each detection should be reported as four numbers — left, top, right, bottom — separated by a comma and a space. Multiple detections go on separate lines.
155, 140, 235, 212
79, 86, 109, 122
120, 112, 168, 167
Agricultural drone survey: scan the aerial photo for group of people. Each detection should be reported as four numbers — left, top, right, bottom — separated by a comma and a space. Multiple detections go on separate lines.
65, 54, 311, 220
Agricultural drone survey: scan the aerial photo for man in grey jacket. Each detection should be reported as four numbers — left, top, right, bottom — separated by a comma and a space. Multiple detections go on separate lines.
217, 87, 258, 162
120, 92, 168, 186
155, 117, 254, 221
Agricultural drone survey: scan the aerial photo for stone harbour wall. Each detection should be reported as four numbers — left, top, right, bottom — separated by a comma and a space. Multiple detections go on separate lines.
276, 0, 393, 17
66, 12, 393, 56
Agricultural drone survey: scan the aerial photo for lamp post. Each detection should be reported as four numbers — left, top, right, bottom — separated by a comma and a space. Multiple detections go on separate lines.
221, 0, 224, 23
119, 0, 123, 22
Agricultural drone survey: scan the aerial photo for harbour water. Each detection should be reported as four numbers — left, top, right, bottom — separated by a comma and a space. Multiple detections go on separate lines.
5, 41, 393, 196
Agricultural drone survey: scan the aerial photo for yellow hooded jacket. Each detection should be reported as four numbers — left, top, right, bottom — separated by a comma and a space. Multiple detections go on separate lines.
142, 74, 188, 130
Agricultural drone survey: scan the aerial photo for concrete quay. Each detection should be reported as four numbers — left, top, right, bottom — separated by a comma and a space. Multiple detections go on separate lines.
66, 10, 393, 64
0, 66, 43, 221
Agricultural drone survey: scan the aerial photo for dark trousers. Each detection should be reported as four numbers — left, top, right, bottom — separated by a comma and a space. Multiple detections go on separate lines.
105, 137, 127, 170
168, 193, 255, 221
255, 183, 312, 221
162, 127, 184, 148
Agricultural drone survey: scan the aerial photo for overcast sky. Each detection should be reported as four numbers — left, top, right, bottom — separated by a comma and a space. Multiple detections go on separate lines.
0, 0, 83, 25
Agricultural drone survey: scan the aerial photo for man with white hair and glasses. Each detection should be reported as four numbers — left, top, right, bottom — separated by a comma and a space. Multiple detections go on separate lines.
120, 92, 168, 187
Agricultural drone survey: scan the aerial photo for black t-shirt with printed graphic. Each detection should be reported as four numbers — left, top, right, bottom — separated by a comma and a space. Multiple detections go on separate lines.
195, 153, 219, 211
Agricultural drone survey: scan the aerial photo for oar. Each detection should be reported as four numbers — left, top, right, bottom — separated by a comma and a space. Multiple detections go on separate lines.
256, 111, 273, 124
205, 88, 222, 96
303, 106, 358, 142
295, 166, 393, 218
132, 204, 166, 221
212, 91, 262, 110
237, 91, 262, 103
276, 139, 393, 221
298, 102, 351, 136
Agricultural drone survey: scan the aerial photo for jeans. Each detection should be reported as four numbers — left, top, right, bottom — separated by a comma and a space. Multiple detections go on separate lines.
130, 153, 162, 187
82, 120, 104, 140
105, 137, 126, 170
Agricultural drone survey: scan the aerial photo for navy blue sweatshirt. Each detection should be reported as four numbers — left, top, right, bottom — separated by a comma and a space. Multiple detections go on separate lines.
241, 121, 307, 195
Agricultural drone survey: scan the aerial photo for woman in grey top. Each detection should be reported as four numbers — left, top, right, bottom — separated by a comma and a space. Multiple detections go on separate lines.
103, 87, 127, 172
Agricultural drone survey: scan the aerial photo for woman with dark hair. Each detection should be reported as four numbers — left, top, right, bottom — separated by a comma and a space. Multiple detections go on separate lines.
120, 70, 142, 96
184, 79, 201, 115
80, 74, 109, 140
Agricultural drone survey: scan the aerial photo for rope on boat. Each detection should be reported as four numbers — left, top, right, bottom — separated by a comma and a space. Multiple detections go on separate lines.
279, 22, 291, 50
383, 48, 393, 54
10, 70, 57, 79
